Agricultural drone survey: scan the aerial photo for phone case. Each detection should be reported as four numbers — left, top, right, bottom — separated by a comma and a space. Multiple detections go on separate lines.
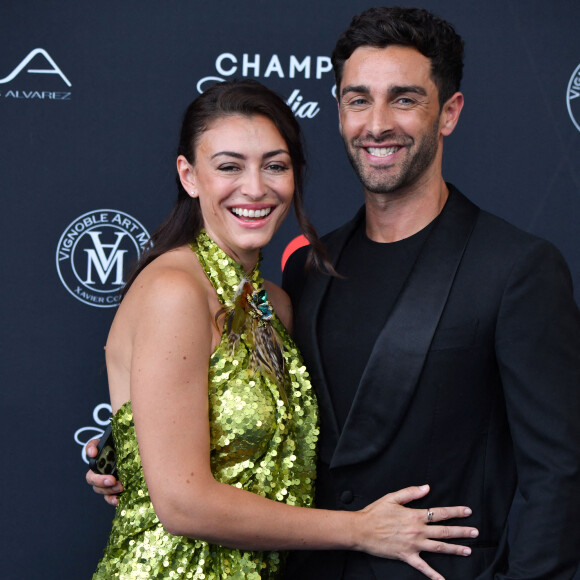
89, 423, 117, 477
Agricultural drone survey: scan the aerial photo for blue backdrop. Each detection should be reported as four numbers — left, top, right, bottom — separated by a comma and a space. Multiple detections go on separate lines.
1, 1, 579, 577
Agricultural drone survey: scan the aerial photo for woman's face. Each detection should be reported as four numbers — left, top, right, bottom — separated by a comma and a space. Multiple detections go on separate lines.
178, 114, 295, 270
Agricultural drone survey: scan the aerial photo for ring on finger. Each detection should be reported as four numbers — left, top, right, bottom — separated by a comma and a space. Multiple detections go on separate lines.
427, 509, 434, 523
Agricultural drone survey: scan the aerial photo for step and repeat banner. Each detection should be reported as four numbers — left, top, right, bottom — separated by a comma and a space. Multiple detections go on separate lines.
1, 1, 579, 577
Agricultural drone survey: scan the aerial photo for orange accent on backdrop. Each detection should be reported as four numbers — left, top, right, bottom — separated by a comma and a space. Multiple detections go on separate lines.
281, 235, 310, 271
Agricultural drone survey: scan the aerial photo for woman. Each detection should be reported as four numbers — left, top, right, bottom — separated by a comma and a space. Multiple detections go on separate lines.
89, 79, 477, 580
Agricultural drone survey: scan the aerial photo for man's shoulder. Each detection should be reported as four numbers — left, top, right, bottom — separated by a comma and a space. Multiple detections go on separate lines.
479, 211, 561, 265
476, 207, 539, 243
445, 190, 572, 296
451, 185, 556, 255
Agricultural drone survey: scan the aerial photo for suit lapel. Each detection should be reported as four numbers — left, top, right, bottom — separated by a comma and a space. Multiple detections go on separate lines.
331, 189, 480, 469
294, 207, 365, 463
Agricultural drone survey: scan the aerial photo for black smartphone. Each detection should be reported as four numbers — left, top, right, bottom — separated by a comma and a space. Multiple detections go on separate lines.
89, 423, 118, 478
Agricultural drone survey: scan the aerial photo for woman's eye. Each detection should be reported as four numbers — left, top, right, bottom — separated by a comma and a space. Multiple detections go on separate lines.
266, 163, 289, 172
218, 165, 239, 172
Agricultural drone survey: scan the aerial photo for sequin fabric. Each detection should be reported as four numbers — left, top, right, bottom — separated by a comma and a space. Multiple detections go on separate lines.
93, 230, 319, 579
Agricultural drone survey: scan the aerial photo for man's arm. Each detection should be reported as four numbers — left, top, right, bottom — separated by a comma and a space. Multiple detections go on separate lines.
496, 240, 580, 578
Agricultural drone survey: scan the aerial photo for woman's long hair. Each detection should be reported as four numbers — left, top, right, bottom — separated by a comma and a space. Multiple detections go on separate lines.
122, 79, 333, 297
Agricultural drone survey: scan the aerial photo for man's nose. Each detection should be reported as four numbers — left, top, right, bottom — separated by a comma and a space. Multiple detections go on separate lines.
367, 103, 394, 138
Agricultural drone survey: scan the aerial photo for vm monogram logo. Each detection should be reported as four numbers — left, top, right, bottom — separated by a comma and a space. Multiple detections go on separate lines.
0, 48, 71, 86
56, 210, 150, 308
84, 231, 127, 287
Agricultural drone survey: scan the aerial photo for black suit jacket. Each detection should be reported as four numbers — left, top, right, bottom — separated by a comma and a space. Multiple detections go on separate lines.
282, 187, 580, 579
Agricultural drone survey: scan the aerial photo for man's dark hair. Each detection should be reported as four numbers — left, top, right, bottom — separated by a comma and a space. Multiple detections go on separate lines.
332, 6, 464, 107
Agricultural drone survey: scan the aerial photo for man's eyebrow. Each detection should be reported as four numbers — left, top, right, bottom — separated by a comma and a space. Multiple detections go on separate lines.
388, 85, 427, 97
341, 84, 428, 99
341, 84, 370, 98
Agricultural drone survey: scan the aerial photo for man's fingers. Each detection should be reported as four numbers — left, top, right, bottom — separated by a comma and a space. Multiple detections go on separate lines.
104, 494, 119, 507
86, 470, 123, 493
92, 482, 123, 495
86, 470, 113, 487
85, 438, 100, 458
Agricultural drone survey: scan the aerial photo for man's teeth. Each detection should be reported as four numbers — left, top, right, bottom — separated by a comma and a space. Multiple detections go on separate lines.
367, 146, 399, 157
231, 207, 272, 218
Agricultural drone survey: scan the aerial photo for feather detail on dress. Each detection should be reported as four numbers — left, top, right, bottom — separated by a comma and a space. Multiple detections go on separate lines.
225, 277, 288, 404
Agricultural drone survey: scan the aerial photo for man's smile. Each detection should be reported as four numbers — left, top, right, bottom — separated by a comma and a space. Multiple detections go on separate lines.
365, 145, 401, 157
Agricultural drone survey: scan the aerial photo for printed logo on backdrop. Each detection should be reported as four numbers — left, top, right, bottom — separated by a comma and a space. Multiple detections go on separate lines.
0, 48, 71, 101
56, 209, 150, 308
196, 53, 337, 119
567, 63, 580, 132
74, 403, 112, 464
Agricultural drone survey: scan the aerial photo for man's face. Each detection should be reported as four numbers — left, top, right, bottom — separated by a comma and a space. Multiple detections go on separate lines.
338, 45, 444, 195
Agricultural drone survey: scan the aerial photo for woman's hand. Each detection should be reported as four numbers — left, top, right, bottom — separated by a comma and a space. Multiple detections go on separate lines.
354, 484, 477, 580
85, 438, 124, 506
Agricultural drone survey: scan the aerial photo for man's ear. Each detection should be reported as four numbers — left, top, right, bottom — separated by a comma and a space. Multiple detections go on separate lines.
440, 92, 464, 137
176, 155, 198, 198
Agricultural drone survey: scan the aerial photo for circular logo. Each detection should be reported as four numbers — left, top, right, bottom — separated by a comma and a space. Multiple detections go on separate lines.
56, 209, 150, 308
567, 63, 580, 132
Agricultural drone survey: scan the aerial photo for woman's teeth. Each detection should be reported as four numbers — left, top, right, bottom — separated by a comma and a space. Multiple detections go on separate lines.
230, 207, 272, 218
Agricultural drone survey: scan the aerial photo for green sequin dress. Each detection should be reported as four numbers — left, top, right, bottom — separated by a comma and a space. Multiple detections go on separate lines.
93, 231, 319, 579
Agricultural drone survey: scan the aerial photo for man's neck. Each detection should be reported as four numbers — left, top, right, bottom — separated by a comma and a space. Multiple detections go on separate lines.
364, 178, 449, 243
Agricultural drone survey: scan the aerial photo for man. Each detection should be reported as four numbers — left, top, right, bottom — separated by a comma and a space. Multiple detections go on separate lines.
89, 7, 580, 579
282, 6, 580, 579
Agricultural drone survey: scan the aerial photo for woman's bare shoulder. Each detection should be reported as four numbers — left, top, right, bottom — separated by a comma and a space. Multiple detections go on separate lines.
106, 246, 211, 409
109, 246, 213, 340
128, 246, 207, 303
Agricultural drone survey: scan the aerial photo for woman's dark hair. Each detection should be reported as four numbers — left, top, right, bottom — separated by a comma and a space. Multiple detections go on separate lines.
332, 7, 464, 108
123, 79, 333, 296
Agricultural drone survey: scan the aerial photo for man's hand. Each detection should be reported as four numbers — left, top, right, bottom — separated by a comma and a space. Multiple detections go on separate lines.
85, 438, 123, 505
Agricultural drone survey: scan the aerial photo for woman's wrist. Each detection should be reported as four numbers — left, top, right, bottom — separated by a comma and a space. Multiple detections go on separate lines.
334, 508, 363, 552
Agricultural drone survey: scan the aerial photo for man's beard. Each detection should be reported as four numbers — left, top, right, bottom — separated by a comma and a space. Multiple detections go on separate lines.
343, 117, 440, 194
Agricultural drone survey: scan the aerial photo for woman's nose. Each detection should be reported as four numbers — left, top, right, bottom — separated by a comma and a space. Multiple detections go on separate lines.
240, 169, 267, 198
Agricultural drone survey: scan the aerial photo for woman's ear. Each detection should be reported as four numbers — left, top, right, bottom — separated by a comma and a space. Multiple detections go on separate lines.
176, 155, 198, 198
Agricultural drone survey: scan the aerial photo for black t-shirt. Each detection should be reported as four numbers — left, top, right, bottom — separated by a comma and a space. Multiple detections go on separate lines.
318, 219, 434, 429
